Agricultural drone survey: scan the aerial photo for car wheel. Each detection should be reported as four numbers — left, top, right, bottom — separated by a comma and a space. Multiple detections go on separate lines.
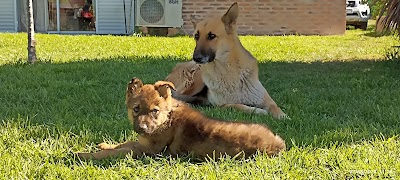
360, 22, 368, 30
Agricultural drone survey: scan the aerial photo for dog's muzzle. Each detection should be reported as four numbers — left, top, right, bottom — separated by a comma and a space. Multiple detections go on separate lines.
193, 55, 210, 64
193, 50, 215, 64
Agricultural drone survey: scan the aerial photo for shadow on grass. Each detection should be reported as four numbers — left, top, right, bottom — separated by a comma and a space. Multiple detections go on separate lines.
0, 57, 399, 152
362, 23, 397, 37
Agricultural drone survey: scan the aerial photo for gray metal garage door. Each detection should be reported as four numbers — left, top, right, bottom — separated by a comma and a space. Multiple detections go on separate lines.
0, 0, 17, 32
96, 0, 134, 35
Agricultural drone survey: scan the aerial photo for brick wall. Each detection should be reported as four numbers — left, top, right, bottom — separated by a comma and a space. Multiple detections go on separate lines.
181, 0, 346, 35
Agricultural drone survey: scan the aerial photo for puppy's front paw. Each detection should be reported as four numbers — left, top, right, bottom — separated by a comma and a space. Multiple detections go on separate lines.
98, 142, 116, 150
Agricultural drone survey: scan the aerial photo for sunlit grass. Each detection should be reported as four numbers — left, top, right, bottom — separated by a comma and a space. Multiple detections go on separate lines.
0, 28, 399, 179
0, 29, 397, 65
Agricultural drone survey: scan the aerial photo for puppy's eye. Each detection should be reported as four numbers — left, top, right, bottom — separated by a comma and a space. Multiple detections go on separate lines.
207, 33, 216, 40
133, 106, 140, 113
152, 108, 159, 114
194, 33, 199, 41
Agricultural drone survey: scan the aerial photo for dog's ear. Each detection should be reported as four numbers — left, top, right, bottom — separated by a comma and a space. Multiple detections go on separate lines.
126, 77, 143, 103
221, 2, 238, 33
190, 14, 201, 29
154, 81, 176, 100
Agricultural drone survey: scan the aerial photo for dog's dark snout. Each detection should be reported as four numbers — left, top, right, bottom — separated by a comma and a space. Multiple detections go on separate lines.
193, 52, 203, 62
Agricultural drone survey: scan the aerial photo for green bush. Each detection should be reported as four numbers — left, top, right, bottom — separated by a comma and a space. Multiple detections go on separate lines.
368, 0, 386, 19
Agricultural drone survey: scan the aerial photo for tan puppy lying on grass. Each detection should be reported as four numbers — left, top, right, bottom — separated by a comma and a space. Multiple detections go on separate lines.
77, 78, 285, 160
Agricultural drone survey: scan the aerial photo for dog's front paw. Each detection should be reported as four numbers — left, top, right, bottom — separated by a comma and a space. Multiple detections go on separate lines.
98, 142, 117, 150
253, 108, 269, 115
269, 106, 290, 120
276, 113, 290, 120
76, 152, 95, 160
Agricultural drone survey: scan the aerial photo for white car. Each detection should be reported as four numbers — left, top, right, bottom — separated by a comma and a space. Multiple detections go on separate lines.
346, 0, 371, 30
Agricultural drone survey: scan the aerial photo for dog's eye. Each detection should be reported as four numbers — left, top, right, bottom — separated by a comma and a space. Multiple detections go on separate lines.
133, 106, 140, 113
194, 33, 199, 41
207, 33, 216, 40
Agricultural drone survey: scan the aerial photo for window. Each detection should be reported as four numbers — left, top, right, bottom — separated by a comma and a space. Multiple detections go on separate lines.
47, 0, 95, 32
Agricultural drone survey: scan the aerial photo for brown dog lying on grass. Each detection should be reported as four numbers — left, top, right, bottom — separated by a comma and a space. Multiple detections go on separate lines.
77, 78, 285, 160
166, 2, 289, 119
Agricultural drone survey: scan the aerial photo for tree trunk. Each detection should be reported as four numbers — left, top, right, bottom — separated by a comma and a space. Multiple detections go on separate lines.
375, 0, 400, 34
27, 0, 36, 64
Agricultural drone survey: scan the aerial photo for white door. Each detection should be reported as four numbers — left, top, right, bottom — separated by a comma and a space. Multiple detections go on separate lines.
0, 0, 17, 32
96, 0, 134, 35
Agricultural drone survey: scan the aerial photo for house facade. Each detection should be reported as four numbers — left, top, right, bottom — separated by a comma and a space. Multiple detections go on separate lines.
0, 0, 345, 35
0, 0, 135, 34
181, 0, 345, 35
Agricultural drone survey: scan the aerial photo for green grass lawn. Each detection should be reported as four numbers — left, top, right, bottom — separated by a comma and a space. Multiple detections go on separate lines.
1, 29, 400, 179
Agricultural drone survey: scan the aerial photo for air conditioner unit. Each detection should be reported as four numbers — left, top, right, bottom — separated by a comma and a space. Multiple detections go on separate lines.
136, 0, 183, 27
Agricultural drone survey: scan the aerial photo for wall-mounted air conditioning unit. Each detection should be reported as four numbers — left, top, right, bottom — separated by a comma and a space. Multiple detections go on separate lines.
136, 0, 183, 27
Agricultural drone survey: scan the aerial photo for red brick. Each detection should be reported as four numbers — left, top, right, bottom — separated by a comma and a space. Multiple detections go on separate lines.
272, 7, 284, 10
194, 2, 208, 6
182, 10, 195, 14
203, 7, 214, 10
210, 3, 222, 6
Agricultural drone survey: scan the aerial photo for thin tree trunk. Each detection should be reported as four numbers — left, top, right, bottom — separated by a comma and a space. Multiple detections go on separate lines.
28, 0, 36, 64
